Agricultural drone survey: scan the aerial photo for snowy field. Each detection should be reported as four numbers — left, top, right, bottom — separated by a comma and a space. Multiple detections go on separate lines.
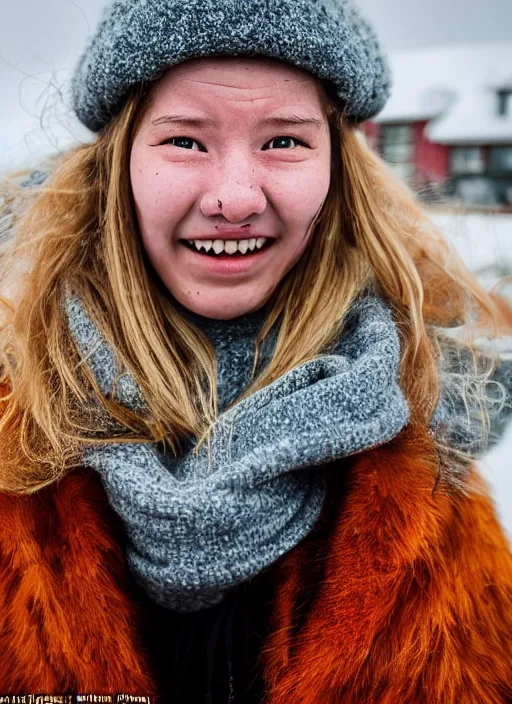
429, 211, 512, 540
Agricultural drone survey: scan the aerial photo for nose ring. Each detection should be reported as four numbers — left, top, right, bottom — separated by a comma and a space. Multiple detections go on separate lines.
200, 199, 223, 216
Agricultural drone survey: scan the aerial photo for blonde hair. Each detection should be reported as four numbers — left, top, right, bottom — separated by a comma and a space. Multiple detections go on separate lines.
0, 79, 510, 494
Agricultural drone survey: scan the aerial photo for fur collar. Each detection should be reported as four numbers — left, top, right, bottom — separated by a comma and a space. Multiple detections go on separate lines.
0, 423, 510, 702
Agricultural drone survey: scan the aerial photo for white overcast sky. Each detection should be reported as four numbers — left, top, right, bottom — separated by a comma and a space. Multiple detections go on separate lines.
1, 0, 512, 170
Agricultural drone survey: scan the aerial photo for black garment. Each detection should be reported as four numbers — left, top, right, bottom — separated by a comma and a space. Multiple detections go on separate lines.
148, 566, 277, 703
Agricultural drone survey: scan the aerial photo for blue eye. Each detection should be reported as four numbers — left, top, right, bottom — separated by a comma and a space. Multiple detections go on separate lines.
160, 136, 308, 150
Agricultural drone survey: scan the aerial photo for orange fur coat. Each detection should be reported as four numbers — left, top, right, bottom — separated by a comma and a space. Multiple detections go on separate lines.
0, 424, 511, 703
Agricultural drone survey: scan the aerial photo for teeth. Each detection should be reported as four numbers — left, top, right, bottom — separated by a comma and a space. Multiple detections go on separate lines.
193, 239, 213, 252
224, 240, 238, 255
190, 237, 269, 255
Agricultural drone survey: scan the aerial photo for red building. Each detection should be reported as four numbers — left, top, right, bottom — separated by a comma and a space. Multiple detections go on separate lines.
362, 43, 512, 208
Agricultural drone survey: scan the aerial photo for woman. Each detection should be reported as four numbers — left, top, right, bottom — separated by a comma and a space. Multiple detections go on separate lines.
0, 0, 511, 702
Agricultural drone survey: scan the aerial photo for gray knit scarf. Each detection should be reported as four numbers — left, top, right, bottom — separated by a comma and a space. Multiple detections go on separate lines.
65, 292, 410, 612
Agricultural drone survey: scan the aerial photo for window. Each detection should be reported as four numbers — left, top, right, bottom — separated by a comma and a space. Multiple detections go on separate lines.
489, 146, 512, 171
450, 147, 485, 175
379, 124, 415, 183
452, 178, 500, 207
497, 90, 512, 117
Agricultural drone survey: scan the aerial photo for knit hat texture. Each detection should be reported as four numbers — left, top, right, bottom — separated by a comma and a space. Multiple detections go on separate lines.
71, 0, 392, 132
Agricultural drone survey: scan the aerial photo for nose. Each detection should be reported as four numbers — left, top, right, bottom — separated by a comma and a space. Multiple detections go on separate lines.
199, 162, 267, 223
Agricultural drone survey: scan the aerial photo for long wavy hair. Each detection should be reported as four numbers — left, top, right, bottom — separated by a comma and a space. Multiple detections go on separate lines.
0, 74, 510, 494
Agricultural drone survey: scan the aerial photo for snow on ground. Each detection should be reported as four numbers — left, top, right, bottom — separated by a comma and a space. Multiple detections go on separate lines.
430, 211, 512, 539
430, 211, 512, 274
479, 423, 512, 542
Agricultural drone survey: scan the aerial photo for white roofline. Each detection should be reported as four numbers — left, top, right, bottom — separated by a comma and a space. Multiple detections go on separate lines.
372, 42, 512, 144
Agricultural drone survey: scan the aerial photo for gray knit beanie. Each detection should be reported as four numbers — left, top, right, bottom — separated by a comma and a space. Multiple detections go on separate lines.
71, 0, 392, 132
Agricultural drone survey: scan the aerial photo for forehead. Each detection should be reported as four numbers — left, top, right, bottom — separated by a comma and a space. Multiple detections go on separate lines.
147, 56, 326, 111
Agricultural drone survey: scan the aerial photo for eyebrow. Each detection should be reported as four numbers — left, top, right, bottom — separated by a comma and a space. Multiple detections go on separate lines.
151, 114, 323, 128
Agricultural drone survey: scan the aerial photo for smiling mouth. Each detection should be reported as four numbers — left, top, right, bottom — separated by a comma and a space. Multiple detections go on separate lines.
180, 238, 275, 257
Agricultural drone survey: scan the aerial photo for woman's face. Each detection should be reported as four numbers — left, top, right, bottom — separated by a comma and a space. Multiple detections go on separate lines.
130, 57, 332, 319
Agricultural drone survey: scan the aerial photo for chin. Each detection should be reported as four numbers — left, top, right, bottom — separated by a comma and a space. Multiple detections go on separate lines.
179, 292, 271, 320
198, 302, 259, 320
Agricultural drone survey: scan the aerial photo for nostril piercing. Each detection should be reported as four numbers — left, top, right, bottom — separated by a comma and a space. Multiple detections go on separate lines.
218, 200, 223, 210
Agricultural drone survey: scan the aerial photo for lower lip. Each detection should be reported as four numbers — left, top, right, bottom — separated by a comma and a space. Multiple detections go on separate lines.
180, 241, 275, 275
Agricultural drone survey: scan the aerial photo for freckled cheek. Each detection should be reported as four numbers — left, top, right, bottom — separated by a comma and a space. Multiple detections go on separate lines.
131, 166, 192, 234
130, 151, 157, 224
279, 169, 330, 229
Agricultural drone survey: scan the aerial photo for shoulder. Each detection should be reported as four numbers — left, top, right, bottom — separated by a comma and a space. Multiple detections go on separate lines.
334, 427, 512, 695
336, 424, 511, 568
0, 378, 124, 552
0, 460, 158, 692
267, 426, 512, 702
0, 464, 125, 556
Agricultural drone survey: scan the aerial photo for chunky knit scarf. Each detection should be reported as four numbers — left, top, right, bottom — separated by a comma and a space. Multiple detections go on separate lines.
65, 292, 410, 612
